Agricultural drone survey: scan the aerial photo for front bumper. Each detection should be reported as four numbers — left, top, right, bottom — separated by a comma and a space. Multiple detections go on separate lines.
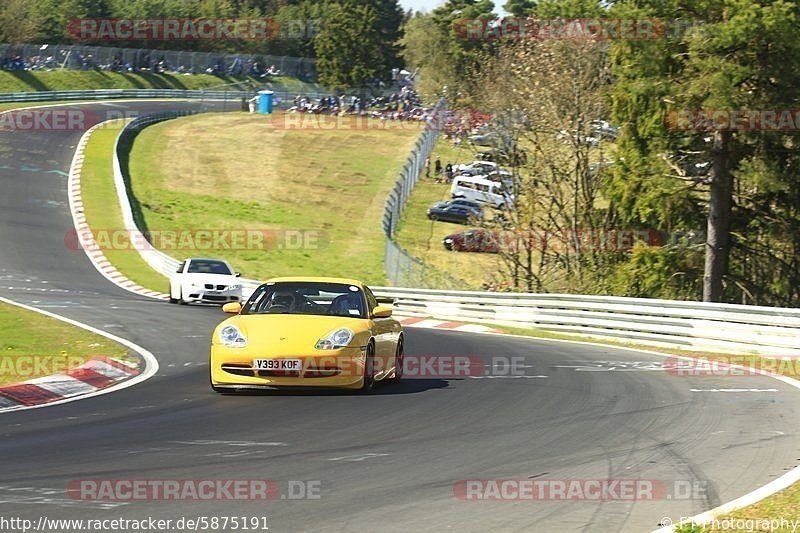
210, 347, 369, 390
185, 288, 242, 304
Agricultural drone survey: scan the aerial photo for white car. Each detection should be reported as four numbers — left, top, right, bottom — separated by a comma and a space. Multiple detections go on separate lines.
453, 160, 499, 176
450, 175, 514, 209
169, 258, 242, 305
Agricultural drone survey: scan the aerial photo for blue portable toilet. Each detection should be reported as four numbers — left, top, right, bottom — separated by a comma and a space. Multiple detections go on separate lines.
257, 90, 274, 114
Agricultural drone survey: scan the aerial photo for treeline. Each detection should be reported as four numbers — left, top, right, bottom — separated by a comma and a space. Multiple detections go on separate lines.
0, 0, 405, 89
401, 0, 800, 307
4, 0, 799, 306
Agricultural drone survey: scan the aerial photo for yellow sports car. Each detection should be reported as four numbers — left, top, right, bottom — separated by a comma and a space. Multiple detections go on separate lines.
210, 277, 403, 392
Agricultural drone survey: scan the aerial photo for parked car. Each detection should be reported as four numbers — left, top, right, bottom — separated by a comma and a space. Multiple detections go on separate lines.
428, 198, 484, 215
453, 160, 499, 176
468, 132, 501, 147
427, 202, 482, 224
169, 257, 242, 305
590, 119, 619, 140
443, 229, 501, 253
450, 175, 514, 209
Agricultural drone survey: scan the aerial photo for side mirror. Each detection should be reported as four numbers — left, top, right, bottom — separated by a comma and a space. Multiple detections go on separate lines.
372, 305, 392, 318
222, 302, 242, 314
235, 272, 241, 277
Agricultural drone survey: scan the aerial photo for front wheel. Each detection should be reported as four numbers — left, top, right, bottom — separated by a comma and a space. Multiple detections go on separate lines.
360, 343, 375, 393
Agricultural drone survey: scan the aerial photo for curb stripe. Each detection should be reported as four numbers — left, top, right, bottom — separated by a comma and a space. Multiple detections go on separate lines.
65, 368, 116, 388
0, 384, 62, 406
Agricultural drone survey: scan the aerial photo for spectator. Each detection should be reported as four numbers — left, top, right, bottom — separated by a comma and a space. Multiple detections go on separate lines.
435, 157, 442, 176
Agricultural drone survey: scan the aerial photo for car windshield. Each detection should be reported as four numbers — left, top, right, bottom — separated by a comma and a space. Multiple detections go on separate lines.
186, 259, 233, 275
243, 282, 367, 318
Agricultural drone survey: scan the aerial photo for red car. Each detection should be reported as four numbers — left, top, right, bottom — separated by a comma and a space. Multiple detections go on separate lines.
443, 229, 502, 253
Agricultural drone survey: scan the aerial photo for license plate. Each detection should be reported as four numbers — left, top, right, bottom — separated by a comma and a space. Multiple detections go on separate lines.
254, 359, 302, 371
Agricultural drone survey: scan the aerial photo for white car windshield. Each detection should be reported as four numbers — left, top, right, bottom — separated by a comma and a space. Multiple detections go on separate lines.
186, 259, 232, 275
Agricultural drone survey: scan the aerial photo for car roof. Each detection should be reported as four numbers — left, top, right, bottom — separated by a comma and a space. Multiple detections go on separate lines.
453, 175, 499, 185
266, 276, 365, 287
186, 257, 229, 262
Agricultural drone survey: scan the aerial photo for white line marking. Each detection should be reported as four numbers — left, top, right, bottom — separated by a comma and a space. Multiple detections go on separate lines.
690, 388, 779, 393
328, 453, 390, 462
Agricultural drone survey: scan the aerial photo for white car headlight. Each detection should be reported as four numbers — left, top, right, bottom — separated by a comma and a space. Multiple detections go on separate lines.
219, 325, 247, 348
315, 328, 354, 350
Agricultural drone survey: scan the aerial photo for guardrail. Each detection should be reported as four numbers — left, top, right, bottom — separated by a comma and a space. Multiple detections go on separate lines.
0, 88, 251, 103
109, 110, 800, 357
370, 286, 800, 356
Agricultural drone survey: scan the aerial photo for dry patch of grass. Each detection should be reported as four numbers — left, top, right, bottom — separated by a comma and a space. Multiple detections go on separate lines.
127, 111, 423, 284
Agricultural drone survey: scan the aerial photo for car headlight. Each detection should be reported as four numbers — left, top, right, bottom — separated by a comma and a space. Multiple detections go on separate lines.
219, 325, 247, 348
315, 328, 354, 350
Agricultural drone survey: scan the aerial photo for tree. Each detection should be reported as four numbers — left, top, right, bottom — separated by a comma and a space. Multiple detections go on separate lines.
313, 0, 383, 90
0, 0, 41, 43
610, 0, 800, 304
471, 38, 614, 292
503, 0, 535, 17
399, 12, 456, 99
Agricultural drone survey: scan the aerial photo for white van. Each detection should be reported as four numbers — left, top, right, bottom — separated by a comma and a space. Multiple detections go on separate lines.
450, 175, 514, 209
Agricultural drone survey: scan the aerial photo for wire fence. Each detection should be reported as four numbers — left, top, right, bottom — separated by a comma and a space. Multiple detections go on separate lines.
0, 43, 317, 80
381, 98, 471, 290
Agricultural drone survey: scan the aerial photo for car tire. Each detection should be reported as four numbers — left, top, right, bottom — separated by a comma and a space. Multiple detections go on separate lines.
388, 337, 403, 382
429, 214, 438, 221
179, 288, 188, 305
360, 342, 375, 393
169, 285, 178, 304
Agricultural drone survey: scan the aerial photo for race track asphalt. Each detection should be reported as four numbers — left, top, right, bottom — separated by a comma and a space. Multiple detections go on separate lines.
0, 100, 798, 532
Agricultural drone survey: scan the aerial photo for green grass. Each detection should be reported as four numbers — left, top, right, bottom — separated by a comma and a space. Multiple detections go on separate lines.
671, 481, 800, 531
0, 70, 319, 94
83, 111, 424, 289
704, 485, 800, 531
0, 301, 129, 386
80, 120, 172, 292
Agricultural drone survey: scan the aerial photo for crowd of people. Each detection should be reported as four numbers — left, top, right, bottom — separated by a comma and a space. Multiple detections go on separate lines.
1, 49, 309, 79
287, 85, 442, 123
